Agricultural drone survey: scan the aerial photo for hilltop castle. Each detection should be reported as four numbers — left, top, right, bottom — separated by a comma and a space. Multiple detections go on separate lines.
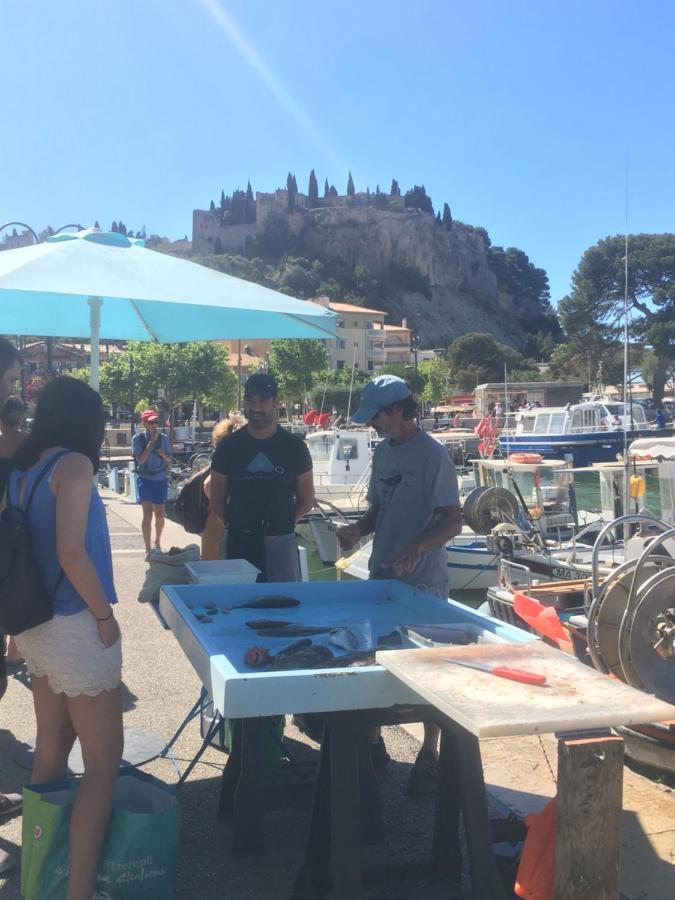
192, 185, 421, 254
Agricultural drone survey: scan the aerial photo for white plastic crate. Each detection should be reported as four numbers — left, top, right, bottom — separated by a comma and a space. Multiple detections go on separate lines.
185, 559, 260, 585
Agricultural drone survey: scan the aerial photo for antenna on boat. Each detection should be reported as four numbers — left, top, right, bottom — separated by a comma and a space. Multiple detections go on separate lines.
504, 364, 510, 458
318, 370, 329, 420
346, 340, 358, 422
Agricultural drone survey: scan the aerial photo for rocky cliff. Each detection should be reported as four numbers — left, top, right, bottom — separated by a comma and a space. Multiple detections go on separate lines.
282, 205, 554, 350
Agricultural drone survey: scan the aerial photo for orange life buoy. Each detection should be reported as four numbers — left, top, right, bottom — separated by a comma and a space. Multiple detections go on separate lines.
508, 452, 544, 464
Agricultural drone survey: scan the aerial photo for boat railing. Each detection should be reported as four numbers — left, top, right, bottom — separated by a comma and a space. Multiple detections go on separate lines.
498, 558, 532, 594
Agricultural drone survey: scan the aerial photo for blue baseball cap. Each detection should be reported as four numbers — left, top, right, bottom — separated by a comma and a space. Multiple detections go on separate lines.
350, 375, 412, 424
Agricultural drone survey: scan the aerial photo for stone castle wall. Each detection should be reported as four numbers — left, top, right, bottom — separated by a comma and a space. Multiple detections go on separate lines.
192, 210, 257, 254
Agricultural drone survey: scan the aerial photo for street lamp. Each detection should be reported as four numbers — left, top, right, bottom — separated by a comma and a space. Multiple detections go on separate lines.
411, 332, 420, 376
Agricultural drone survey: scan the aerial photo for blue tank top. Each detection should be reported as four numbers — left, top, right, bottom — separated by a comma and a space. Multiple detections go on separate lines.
8, 449, 118, 616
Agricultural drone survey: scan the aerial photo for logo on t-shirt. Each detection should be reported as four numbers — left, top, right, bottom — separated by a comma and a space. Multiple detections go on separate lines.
247, 452, 275, 475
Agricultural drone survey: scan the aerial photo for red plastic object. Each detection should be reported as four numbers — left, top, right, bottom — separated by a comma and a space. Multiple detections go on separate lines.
513, 592, 573, 654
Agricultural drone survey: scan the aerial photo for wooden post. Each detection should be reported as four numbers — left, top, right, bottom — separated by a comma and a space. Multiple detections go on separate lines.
555, 735, 624, 900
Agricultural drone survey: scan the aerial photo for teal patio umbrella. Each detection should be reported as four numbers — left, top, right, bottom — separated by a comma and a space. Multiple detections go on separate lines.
0, 229, 337, 388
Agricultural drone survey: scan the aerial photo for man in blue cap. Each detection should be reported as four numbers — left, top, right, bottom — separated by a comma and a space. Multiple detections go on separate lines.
338, 374, 462, 796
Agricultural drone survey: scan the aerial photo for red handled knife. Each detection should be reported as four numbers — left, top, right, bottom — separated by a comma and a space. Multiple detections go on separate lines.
441, 657, 547, 686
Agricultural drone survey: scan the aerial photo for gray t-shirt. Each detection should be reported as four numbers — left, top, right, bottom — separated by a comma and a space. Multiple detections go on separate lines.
367, 429, 459, 593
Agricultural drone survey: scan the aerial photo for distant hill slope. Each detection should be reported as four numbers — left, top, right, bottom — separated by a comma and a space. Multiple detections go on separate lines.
191, 200, 561, 351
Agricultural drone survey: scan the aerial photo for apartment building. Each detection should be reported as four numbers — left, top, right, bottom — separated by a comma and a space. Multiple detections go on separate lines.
383, 320, 412, 366
326, 301, 388, 372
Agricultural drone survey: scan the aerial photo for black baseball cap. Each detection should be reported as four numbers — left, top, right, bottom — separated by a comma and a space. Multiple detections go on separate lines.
244, 372, 278, 399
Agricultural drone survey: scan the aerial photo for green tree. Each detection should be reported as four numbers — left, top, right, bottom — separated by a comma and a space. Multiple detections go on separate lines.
209, 200, 216, 213
442, 202, 453, 231
390, 179, 401, 196
246, 180, 256, 224
420, 356, 451, 404
257, 211, 295, 258
329, 184, 338, 197
308, 169, 319, 207
347, 171, 355, 196
324, 178, 330, 199
559, 233, 675, 401
220, 189, 226, 211
404, 185, 434, 215
268, 339, 328, 406
447, 333, 530, 391
286, 172, 296, 208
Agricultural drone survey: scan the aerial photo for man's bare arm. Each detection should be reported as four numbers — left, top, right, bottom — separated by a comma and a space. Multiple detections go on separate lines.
201, 471, 229, 559
294, 470, 315, 522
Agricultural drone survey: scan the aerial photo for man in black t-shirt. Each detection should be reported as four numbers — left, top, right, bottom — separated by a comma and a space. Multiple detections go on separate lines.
201, 373, 314, 580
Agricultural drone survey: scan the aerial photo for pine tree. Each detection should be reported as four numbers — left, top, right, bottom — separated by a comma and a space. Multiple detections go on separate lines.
324, 178, 330, 199
292, 174, 298, 193
94, 220, 100, 229
220, 189, 226, 210
329, 184, 338, 197
308, 169, 319, 207
209, 200, 216, 213
347, 171, 355, 196
390, 179, 401, 196
442, 202, 453, 231
436, 211, 442, 224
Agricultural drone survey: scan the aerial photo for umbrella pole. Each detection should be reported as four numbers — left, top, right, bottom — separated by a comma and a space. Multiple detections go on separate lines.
88, 296, 102, 391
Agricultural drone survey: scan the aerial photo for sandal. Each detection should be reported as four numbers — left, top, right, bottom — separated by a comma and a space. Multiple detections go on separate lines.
0, 793, 21, 818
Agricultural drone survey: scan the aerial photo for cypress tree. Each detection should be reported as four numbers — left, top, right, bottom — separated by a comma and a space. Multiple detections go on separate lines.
442, 202, 453, 231
220, 189, 226, 210
329, 184, 338, 197
246, 180, 256, 223
390, 178, 401, 196
94, 220, 100, 229
292, 174, 298, 193
347, 171, 355, 196
308, 169, 319, 207
111, 221, 118, 232
286, 172, 295, 208
209, 200, 216, 213
324, 178, 330, 199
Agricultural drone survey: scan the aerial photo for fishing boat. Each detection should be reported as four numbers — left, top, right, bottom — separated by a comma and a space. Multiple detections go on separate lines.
498, 399, 673, 467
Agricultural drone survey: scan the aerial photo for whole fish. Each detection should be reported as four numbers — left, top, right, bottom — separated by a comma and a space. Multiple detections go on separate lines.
267, 644, 334, 672
256, 625, 333, 637
245, 619, 294, 629
220, 595, 300, 612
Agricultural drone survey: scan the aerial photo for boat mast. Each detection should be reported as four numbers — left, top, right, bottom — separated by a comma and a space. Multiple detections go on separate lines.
346, 339, 359, 422
622, 155, 631, 523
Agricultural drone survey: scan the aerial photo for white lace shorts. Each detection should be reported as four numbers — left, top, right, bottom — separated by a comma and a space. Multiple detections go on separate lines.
14, 609, 122, 697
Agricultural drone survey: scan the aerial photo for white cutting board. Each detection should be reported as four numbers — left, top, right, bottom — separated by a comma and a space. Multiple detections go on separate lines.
376, 643, 675, 738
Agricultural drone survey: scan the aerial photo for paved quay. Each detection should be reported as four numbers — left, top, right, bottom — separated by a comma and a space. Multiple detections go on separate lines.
0, 487, 672, 898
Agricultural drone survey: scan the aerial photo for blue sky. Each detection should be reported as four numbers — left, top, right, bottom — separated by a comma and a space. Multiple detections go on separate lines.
2, 1, 674, 306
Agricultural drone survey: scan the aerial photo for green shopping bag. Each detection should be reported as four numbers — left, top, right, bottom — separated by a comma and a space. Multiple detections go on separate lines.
21, 768, 181, 900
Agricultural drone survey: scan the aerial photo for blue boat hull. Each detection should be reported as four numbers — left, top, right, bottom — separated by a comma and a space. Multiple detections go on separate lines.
499, 428, 675, 467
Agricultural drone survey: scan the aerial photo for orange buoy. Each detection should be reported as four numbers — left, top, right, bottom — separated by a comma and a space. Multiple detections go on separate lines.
508, 452, 544, 464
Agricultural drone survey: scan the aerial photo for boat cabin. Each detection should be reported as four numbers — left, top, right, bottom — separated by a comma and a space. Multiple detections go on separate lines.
513, 401, 647, 437
305, 429, 372, 488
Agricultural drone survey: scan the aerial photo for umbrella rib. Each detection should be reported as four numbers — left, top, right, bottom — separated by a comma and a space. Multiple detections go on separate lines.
129, 299, 160, 341
282, 312, 337, 339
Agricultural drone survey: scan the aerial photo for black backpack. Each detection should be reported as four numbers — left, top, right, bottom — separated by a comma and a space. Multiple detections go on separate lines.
0, 451, 68, 635
173, 466, 211, 534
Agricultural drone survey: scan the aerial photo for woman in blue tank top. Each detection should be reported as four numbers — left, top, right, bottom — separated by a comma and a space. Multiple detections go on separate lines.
10, 377, 122, 900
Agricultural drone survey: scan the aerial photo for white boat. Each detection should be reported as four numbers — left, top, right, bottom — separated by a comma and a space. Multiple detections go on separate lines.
498, 399, 672, 467
305, 428, 374, 508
